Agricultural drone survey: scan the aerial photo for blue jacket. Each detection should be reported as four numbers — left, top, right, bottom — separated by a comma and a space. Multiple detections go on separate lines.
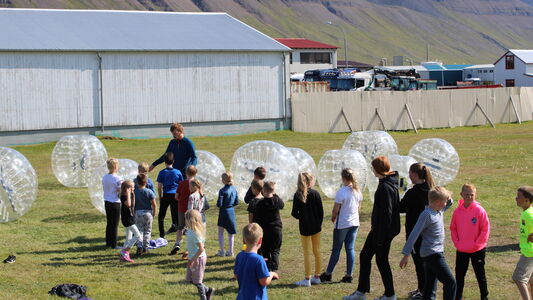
152, 137, 197, 175
217, 185, 239, 209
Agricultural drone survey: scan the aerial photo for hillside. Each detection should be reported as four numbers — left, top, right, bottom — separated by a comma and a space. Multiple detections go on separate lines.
2, 0, 533, 64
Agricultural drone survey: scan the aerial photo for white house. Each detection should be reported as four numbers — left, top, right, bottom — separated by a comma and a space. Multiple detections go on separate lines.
275, 38, 338, 74
494, 49, 533, 87
0, 9, 291, 145
463, 64, 495, 83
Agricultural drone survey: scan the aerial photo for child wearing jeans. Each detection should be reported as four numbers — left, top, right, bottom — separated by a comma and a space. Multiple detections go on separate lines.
185, 210, 214, 300
450, 184, 490, 300
399, 186, 455, 300
248, 181, 284, 271
119, 180, 141, 263
216, 172, 239, 257
292, 172, 324, 287
234, 223, 279, 300
102, 158, 122, 249
134, 174, 157, 256
513, 186, 533, 300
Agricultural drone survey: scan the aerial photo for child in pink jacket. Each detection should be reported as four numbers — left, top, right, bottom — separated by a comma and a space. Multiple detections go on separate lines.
450, 184, 490, 300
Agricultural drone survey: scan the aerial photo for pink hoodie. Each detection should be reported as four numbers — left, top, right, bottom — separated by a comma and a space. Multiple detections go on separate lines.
450, 199, 490, 253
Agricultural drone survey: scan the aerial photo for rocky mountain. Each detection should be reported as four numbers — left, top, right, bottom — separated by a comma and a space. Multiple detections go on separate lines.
2, 0, 533, 65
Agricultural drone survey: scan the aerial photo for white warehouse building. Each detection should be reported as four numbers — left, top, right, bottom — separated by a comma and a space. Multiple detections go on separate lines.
0, 9, 291, 145
494, 49, 533, 87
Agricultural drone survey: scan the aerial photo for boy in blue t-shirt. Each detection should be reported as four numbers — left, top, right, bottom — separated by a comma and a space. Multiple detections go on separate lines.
234, 223, 279, 300
156, 152, 184, 238
134, 174, 157, 256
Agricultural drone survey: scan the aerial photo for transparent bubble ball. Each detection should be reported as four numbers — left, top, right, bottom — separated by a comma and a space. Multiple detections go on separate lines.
366, 165, 379, 201
87, 158, 138, 214
408, 138, 460, 186
196, 150, 226, 203
0, 147, 38, 222
230, 140, 298, 202
317, 149, 368, 199
389, 154, 418, 197
342, 131, 398, 163
288, 147, 317, 176
51, 135, 108, 188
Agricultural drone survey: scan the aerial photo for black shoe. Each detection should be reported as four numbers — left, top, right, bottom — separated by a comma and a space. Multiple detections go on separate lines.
319, 272, 332, 282
136, 248, 143, 257
341, 275, 353, 283
205, 287, 215, 300
166, 225, 178, 234
169, 244, 180, 255
3, 255, 16, 264
142, 248, 150, 254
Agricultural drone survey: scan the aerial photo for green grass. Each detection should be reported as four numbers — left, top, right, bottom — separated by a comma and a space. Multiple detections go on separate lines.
1, 123, 533, 299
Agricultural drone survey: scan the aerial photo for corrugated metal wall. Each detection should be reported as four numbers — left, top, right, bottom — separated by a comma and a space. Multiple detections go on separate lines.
0, 51, 285, 131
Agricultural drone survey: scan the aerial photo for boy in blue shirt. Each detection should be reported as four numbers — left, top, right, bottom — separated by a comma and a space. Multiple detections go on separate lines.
156, 152, 184, 238
134, 174, 157, 256
234, 223, 279, 300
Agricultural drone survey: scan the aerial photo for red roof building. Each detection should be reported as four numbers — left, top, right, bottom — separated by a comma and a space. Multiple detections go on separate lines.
275, 38, 339, 74
275, 38, 339, 49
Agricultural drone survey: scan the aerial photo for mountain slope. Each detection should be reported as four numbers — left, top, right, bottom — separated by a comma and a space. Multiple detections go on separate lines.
2, 0, 533, 64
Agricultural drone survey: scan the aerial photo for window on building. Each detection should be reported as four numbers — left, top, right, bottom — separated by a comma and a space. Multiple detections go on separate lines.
489, 70, 493, 73
300, 52, 331, 64
505, 79, 515, 87
483, 70, 487, 73
506, 55, 514, 69
478, 70, 482, 73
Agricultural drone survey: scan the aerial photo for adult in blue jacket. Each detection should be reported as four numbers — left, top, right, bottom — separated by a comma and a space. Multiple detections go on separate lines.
149, 123, 197, 177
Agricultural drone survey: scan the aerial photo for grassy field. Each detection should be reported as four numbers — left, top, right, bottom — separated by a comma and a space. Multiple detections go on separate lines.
1, 123, 532, 300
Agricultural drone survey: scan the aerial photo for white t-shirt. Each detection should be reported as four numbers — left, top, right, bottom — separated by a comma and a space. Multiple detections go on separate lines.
102, 173, 122, 203
334, 186, 362, 229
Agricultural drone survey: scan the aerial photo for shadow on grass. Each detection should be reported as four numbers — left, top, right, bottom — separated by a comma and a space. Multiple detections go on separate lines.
51, 235, 106, 245
42, 213, 104, 224
487, 243, 519, 252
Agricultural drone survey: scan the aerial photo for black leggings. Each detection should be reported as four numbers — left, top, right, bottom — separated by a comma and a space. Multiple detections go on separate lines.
158, 193, 178, 237
259, 227, 282, 271
357, 230, 395, 297
104, 201, 121, 248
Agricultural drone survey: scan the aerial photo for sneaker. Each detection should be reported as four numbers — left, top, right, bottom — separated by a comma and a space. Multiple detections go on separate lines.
169, 244, 180, 255
136, 247, 143, 257
294, 278, 311, 287
225, 251, 234, 257
205, 287, 215, 300
120, 251, 134, 263
408, 291, 423, 299
310, 277, 321, 285
341, 275, 353, 283
215, 250, 226, 257
374, 295, 397, 300
3, 255, 16, 264
319, 272, 332, 282
182, 252, 189, 260
343, 291, 366, 300
166, 224, 178, 234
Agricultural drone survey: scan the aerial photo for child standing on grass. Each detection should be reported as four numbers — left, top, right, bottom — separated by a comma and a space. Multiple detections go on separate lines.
248, 181, 284, 272
244, 167, 266, 204
398, 163, 435, 299
234, 223, 279, 300
512, 186, 533, 300
291, 172, 324, 287
321, 168, 362, 286
156, 152, 184, 238
399, 186, 455, 300
188, 179, 209, 224
134, 174, 157, 256
216, 172, 239, 257
118, 180, 141, 263
450, 184, 490, 300
135, 162, 156, 194
247, 179, 264, 223
102, 158, 122, 249
170, 165, 197, 255
185, 210, 214, 300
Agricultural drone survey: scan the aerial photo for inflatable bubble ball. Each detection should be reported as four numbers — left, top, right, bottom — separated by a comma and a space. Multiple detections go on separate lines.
0, 147, 38, 222
230, 140, 298, 202
52, 135, 108, 188
366, 166, 379, 202
87, 158, 138, 214
408, 138, 460, 186
288, 147, 317, 176
342, 131, 398, 163
317, 149, 368, 199
196, 150, 226, 203
389, 154, 418, 196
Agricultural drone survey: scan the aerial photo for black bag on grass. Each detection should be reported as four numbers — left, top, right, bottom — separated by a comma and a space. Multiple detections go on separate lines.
48, 283, 88, 299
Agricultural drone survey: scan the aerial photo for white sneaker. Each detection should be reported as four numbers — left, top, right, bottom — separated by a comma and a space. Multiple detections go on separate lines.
294, 278, 311, 287
343, 291, 366, 300
310, 277, 321, 285
215, 250, 225, 257
374, 295, 397, 300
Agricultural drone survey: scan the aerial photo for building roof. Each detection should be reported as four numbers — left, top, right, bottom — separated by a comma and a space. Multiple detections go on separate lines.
275, 38, 338, 49
494, 49, 533, 64
0, 9, 290, 52
464, 64, 494, 69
